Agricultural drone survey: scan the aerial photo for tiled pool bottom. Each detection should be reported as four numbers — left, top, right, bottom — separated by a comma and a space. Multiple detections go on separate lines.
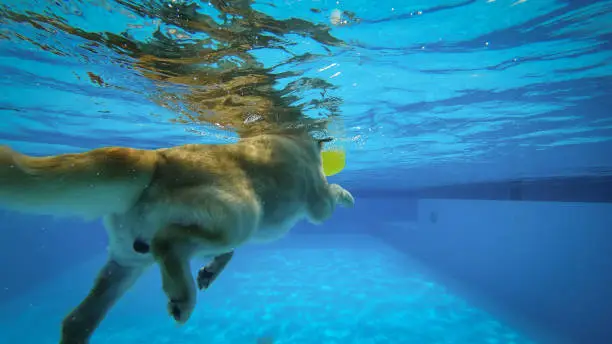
0, 234, 534, 344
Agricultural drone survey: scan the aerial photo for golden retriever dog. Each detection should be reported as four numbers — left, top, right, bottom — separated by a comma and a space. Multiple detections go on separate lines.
0, 130, 354, 343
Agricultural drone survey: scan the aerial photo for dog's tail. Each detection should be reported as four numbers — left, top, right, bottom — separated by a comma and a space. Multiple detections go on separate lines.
0, 146, 158, 219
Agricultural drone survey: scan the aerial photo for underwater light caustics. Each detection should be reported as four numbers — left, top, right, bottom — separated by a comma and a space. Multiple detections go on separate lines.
0, 0, 353, 138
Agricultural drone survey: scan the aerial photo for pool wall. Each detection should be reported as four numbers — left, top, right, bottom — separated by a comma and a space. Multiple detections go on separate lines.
372, 197, 612, 344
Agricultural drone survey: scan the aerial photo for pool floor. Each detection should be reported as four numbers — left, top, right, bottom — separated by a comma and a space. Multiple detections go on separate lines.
0, 234, 534, 343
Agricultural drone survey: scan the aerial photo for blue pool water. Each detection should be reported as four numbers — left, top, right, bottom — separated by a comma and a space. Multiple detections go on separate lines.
1, 0, 611, 343
0, 233, 536, 344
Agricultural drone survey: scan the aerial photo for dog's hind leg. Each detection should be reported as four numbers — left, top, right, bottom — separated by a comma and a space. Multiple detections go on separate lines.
151, 194, 259, 324
60, 260, 146, 344
151, 222, 246, 324
151, 226, 200, 325
197, 250, 234, 290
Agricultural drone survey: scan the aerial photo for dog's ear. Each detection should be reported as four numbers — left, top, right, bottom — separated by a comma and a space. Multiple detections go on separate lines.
316, 137, 334, 150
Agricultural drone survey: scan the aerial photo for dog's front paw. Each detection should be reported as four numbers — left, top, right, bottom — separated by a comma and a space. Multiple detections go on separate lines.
168, 296, 195, 324
330, 184, 355, 208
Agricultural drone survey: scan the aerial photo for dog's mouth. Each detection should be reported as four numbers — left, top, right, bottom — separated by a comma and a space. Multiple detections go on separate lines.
316, 137, 334, 150
317, 137, 334, 143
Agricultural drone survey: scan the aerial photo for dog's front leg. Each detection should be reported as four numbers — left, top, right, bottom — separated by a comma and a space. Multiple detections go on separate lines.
329, 183, 355, 208
307, 183, 355, 223
60, 260, 145, 344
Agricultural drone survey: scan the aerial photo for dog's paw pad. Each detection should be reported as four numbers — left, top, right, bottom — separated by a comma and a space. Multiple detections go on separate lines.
197, 267, 216, 290
167, 298, 194, 324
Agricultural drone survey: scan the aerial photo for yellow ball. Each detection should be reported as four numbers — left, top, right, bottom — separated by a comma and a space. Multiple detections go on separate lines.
321, 150, 346, 176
